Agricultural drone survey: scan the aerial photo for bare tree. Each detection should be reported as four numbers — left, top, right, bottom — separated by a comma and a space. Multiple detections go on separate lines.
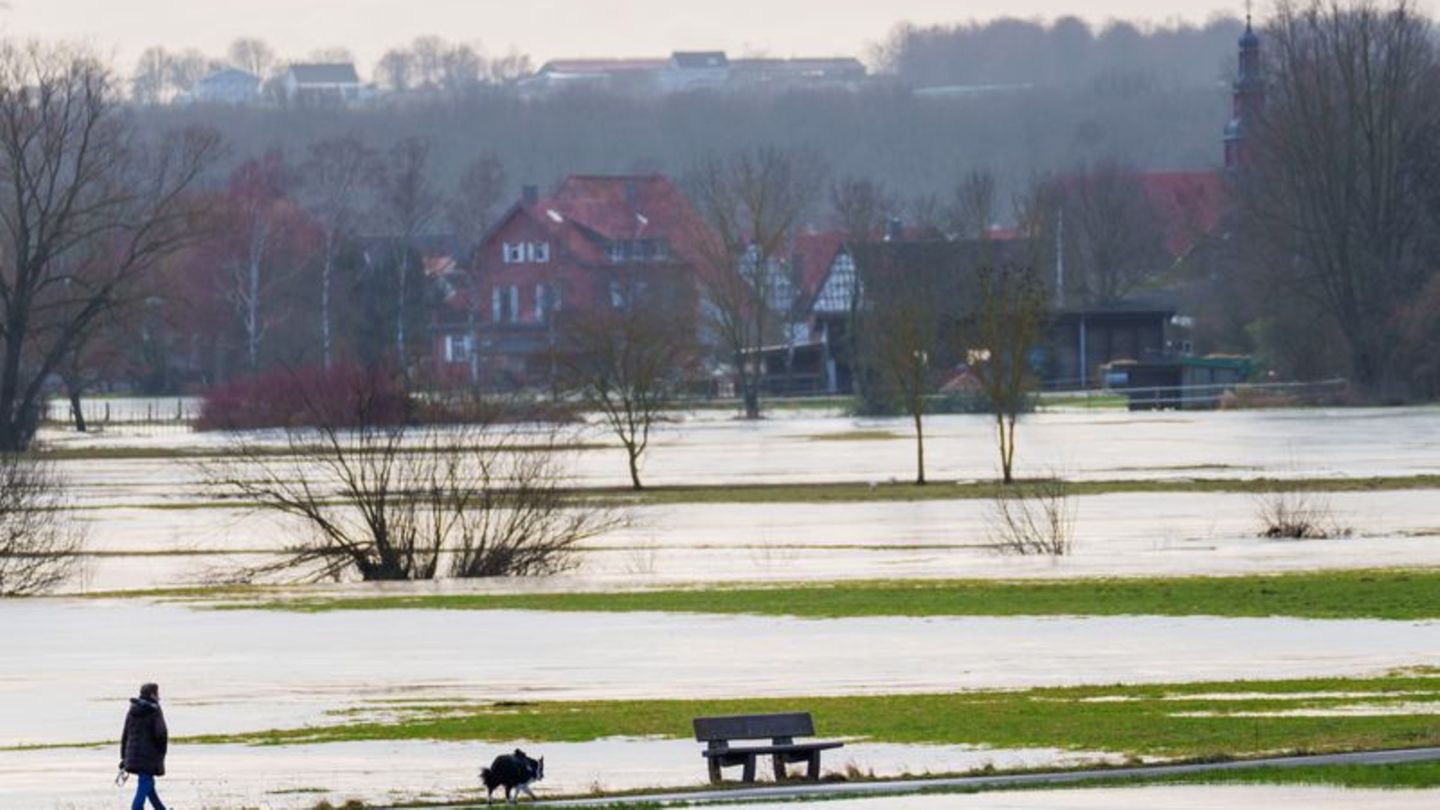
204, 367, 618, 581
448, 151, 508, 256
907, 192, 946, 237
561, 274, 696, 490
945, 169, 998, 240
855, 246, 950, 485
443, 151, 507, 388
0, 454, 85, 596
684, 146, 824, 418
830, 176, 895, 241
1254, 486, 1352, 539
965, 264, 1048, 484
371, 137, 442, 372
301, 136, 375, 369
218, 151, 312, 371
486, 51, 534, 85
1052, 161, 1169, 306
829, 176, 896, 407
987, 477, 1076, 556
227, 37, 277, 78
131, 47, 175, 105
1239, 0, 1440, 397
0, 43, 221, 451
374, 48, 415, 92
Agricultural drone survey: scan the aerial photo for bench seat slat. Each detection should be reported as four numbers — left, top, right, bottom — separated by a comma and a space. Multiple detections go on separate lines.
699, 741, 844, 757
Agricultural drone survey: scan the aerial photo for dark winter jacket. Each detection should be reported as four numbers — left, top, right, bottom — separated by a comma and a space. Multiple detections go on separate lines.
120, 697, 168, 776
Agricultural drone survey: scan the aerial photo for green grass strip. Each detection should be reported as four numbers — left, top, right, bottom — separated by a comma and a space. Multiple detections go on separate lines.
1154, 758, 1440, 789
612, 475, 1440, 506
175, 673, 1440, 758
234, 568, 1440, 621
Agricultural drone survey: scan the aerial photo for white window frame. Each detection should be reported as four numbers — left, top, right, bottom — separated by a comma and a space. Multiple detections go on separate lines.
509, 286, 520, 322
502, 242, 525, 264
530, 241, 550, 263
445, 334, 472, 364
491, 287, 503, 322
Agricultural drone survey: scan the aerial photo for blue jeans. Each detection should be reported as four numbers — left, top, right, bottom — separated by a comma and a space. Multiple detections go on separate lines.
131, 773, 166, 810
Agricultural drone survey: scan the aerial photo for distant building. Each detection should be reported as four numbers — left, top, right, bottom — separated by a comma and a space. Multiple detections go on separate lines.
192, 68, 260, 105
431, 174, 708, 387
281, 63, 368, 106
525, 51, 866, 95
526, 58, 668, 94
663, 51, 730, 93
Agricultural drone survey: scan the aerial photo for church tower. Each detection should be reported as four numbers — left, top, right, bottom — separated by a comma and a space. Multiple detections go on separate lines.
1224, 15, 1264, 168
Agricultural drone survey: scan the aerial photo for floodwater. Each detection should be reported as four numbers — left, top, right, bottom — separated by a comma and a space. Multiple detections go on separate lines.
6, 405, 1440, 808
7, 601, 1440, 747
39, 404, 1440, 490
33, 404, 1440, 592
0, 738, 1127, 810
62, 488, 1440, 592
714, 785, 1440, 809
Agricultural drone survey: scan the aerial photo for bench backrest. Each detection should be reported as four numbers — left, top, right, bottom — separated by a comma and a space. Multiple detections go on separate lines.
693, 712, 815, 743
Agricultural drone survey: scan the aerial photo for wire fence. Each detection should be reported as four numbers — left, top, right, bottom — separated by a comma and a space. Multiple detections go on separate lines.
1042, 378, 1350, 410
43, 397, 201, 433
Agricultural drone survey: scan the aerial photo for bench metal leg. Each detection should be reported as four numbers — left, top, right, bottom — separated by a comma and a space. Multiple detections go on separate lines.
741, 755, 757, 783
806, 751, 822, 781
774, 754, 789, 781
707, 758, 722, 784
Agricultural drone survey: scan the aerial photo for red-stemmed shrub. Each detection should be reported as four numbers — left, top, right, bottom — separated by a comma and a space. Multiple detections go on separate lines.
196, 362, 409, 431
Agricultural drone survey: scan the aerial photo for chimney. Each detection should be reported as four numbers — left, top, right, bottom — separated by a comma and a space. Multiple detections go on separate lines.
884, 217, 903, 242
522, 184, 539, 205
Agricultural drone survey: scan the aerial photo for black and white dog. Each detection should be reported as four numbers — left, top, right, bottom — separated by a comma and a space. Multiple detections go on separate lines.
480, 749, 545, 804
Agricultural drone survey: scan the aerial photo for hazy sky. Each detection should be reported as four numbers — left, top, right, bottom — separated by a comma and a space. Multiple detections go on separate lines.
2, 0, 1247, 71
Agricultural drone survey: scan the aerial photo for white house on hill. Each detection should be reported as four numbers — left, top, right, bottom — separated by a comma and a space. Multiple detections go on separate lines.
281, 63, 369, 105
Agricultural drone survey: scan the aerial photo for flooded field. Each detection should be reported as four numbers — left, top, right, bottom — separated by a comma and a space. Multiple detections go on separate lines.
9, 601, 1440, 747
61, 488, 1440, 592
6, 406, 1440, 808
710, 785, 1440, 810
40, 404, 1440, 490
0, 739, 1130, 810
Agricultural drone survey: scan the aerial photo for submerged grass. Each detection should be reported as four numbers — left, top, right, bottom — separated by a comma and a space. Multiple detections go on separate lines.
35, 441, 608, 462
176, 673, 1440, 759
803, 430, 904, 442
234, 568, 1440, 621
611, 475, 1440, 506
46, 475, 1440, 512
1153, 759, 1440, 789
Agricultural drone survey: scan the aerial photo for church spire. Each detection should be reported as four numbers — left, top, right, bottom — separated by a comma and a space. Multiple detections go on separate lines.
1225, 11, 1265, 168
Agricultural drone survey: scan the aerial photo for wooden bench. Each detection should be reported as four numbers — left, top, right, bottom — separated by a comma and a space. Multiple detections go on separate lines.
693, 712, 844, 784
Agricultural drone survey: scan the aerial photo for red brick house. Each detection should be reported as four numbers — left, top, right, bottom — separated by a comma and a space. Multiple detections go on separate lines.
432, 174, 708, 388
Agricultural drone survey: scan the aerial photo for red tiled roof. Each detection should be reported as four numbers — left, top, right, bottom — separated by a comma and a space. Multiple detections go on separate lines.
1058, 170, 1223, 259
1138, 171, 1223, 257
488, 174, 712, 269
790, 230, 846, 299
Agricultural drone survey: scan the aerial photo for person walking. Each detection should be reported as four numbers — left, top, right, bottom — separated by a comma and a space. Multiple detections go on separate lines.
120, 682, 169, 810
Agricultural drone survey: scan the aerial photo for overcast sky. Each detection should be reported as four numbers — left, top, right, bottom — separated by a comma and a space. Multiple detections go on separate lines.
2, 0, 1248, 71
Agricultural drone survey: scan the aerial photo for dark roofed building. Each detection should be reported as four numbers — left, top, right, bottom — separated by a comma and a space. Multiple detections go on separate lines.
281, 63, 368, 106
